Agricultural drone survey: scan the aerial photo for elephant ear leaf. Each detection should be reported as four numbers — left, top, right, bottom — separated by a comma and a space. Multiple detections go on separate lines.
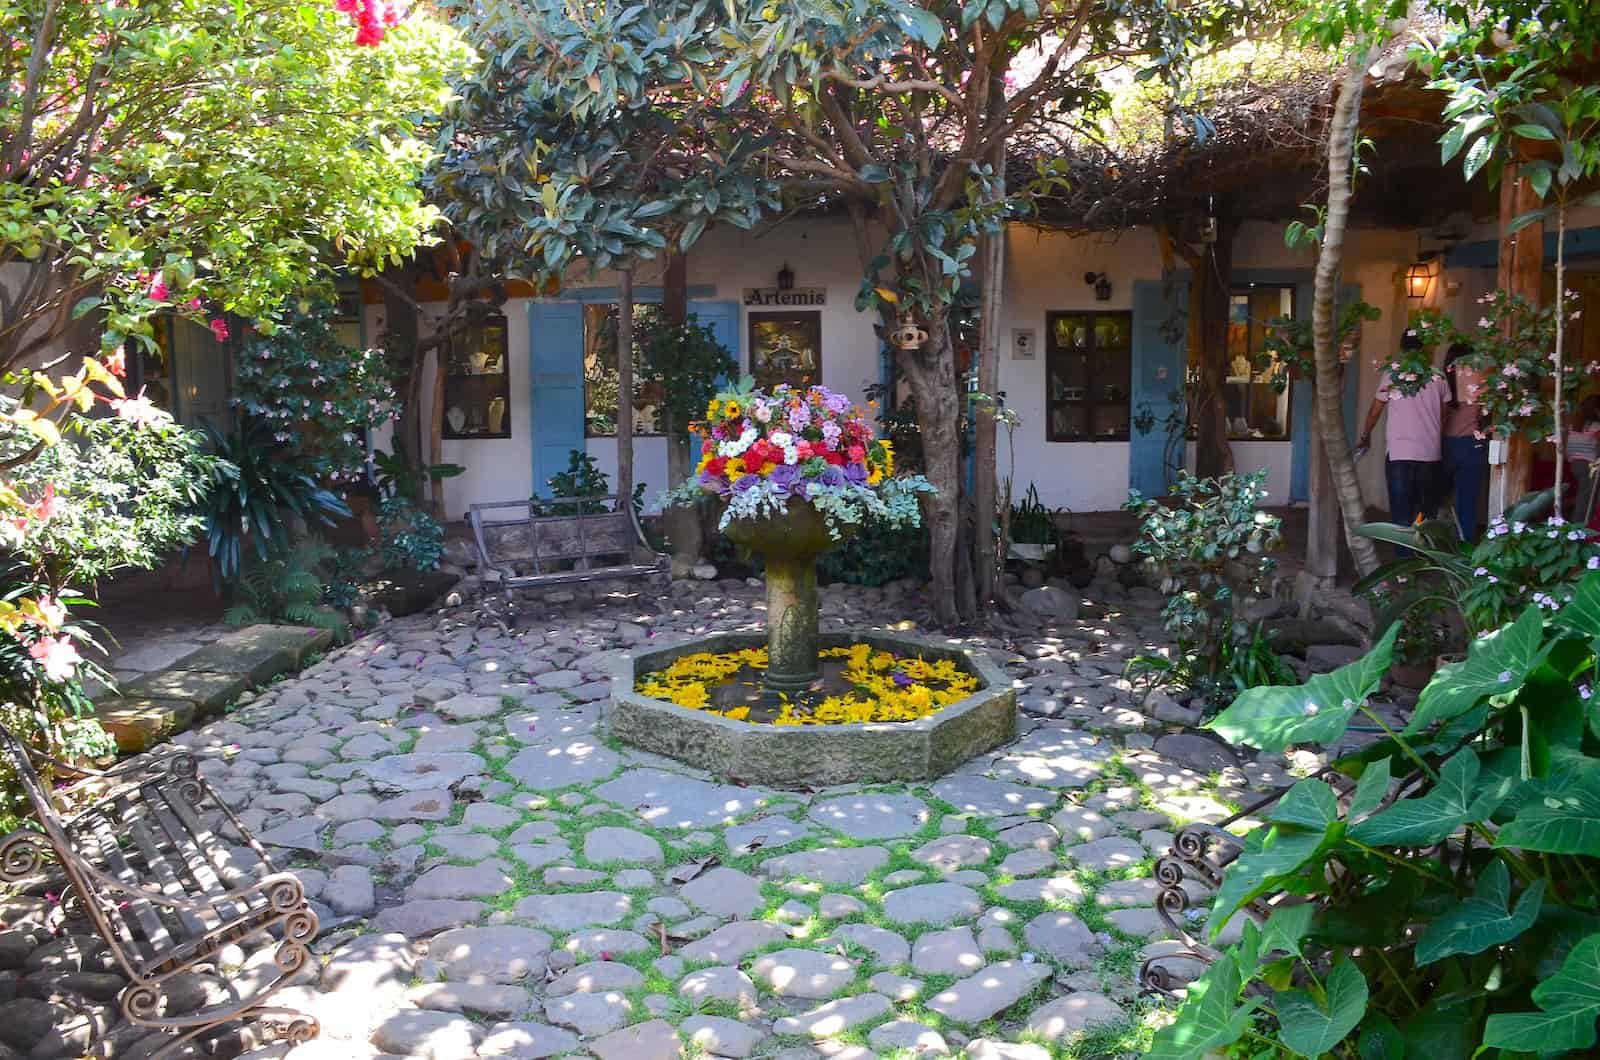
1414, 859, 1545, 966
1554, 570, 1600, 657
1350, 749, 1502, 847
1483, 934, 1600, 1054
1405, 606, 1550, 734
1211, 780, 1341, 935
1496, 770, 1600, 856
1146, 942, 1262, 1060
1208, 624, 1398, 752
1275, 957, 1368, 1058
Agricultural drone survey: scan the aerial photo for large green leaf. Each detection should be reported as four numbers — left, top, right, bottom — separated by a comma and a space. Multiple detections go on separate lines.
1555, 570, 1600, 655
1349, 749, 1503, 847
1347, 758, 1392, 822
1212, 779, 1343, 936
1274, 957, 1368, 1058
1414, 859, 1545, 966
1482, 934, 1600, 1053
1261, 903, 1315, 959
1145, 945, 1260, 1060
1405, 606, 1551, 734
1497, 770, 1600, 856
1208, 624, 1398, 752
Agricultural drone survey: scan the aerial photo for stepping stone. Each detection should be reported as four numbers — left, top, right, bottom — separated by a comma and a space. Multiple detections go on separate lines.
910, 835, 993, 872
995, 875, 1085, 904
869, 972, 923, 1001
1025, 993, 1125, 1043
563, 929, 651, 958
435, 693, 504, 720
911, 927, 984, 976
830, 923, 910, 966
995, 821, 1060, 850
680, 867, 762, 919
333, 819, 384, 845
869, 1020, 950, 1056
762, 846, 887, 886
647, 896, 692, 919
988, 729, 1114, 790
314, 792, 380, 823
882, 883, 982, 926
725, 814, 811, 854
678, 965, 759, 1008
413, 725, 483, 754
543, 991, 631, 1035
1022, 911, 1102, 968
546, 961, 645, 997
376, 789, 454, 821
371, 1010, 484, 1060
503, 700, 595, 745
535, 669, 583, 690
406, 982, 532, 1019
592, 768, 773, 829
504, 741, 621, 790
510, 842, 572, 870
772, 993, 892, 1038
373, 900, 487, 938
546, 867, 607, 887
1154, 733, 1239, 773
925, 961, 1051, 1024
1049, 806, 1114, 842
584, 826, 664, 866
406, 863, 514, 902
999, 849, 1057, 878
360, 752, 486, 791
1096, 878, 1161, 908
979, 923, 1018, 955
930, 777, 1056, 817
514, 891, 632, 932
430, 927, 552, 983
257, 818, 323, 852
588, 1019, 680, 1060
681, 1014, 765, 1058
434, 833, 500, 860
751, 948, 857, 999
1108, 906, 1168, 937
615, 868, 654, 889
966, 1039, 1051, 1060
321, 932, 415, 996
819, 894, 866, 920
465, 802, 522, 830
808, 792, 930, 840
478, 1020, 580, 1059
1064, 837, 1145, 872
324, 865, 375, 916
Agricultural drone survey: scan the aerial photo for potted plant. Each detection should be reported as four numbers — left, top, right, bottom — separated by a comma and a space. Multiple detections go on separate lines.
1007, 485, 1059, 563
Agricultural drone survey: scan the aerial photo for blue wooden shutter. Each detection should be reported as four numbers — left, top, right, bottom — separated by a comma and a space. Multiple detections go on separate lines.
1130, 278, 1189, 498
528, 302, 585, 498
689, 300, 740, 376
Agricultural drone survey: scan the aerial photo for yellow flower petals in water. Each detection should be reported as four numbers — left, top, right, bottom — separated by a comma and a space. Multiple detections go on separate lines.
635, 645, 975, 725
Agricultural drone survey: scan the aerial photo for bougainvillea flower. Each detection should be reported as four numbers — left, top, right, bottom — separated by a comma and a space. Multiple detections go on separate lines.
28, 636, 80, 682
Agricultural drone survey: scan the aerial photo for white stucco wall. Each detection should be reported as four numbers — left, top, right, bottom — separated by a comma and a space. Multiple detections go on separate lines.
410, 215, 1437, 519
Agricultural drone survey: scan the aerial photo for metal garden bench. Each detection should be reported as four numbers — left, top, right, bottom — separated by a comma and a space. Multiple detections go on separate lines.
0, 725, 320, 1059
468, 493, 668, 590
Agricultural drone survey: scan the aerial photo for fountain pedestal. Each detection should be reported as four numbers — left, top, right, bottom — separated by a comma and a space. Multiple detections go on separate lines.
723, 499, 838, 696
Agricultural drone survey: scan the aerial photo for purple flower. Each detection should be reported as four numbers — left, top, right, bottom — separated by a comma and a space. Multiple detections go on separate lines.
769, 463, 804, 495
825, 390, 851, 414
891, 671, 913, 688
732, 474, 758, 493
818, 464, 845, 488
844, 462, 868, 485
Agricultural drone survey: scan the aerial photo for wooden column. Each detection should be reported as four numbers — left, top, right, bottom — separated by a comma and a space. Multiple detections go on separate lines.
617, 268, 634, 507
1306, 401, 1341, 584
1488, 162, 1544, 517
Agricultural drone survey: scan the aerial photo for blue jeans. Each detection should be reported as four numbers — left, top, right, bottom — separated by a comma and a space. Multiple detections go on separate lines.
1386, 458, 1439, 529
1442, 435, 1488, 541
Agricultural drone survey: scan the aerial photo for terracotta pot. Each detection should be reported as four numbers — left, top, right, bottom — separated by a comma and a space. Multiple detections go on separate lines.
1390, 661, 1433, 689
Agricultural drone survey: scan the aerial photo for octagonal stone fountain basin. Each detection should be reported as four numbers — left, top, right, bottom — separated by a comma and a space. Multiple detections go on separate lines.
606, 631, 1015, 788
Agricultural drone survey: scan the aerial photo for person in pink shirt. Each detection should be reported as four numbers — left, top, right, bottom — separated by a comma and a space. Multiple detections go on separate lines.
1441, 343, 1488, 540
1357, 332, 1449, 528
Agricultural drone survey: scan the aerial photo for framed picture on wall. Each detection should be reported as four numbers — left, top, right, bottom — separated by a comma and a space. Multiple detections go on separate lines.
748, 311, 822, 390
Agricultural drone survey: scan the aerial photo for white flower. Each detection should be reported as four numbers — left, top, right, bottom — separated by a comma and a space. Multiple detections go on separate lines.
1498, 670, 1513, 683
1303, 702, 1320, 717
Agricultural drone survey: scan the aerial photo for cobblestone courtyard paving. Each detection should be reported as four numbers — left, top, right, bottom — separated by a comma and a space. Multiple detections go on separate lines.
150, 577, 1296, 1060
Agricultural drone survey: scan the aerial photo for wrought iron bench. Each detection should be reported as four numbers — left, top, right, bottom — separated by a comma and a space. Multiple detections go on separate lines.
0, 725, 320, 1059
468, 494, 668, 590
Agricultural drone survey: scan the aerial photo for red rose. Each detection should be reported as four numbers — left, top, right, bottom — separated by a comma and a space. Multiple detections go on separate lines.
707, 457, 727, 477
824, 450, 846, 466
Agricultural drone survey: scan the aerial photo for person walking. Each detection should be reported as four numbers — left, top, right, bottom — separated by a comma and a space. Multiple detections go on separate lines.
1357, 331, 1449, 528
1440, 342, 1489, 541
1569, 394, 1600, 526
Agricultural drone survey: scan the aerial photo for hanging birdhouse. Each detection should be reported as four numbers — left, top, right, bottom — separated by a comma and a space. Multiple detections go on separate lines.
891, 311, 928, 351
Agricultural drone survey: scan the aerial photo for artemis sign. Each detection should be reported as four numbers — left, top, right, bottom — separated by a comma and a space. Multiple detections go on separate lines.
743, 287, 826, 307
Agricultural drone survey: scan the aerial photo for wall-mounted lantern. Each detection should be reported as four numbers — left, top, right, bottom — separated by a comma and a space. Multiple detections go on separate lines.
1405, 259, 1435, 302
1085, 271, 1112, 302
776, 263, 795, 291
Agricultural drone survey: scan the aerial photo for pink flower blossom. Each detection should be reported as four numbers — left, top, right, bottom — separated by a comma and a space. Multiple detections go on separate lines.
34, 596, 66, 628
111, 388, 171, 428
27, 484, 62, 522
147, 277, 169, 301
28, 636, 79, 682
209, 319, 229, 343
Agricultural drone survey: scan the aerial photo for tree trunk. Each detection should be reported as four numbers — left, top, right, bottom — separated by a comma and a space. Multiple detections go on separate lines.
1192, 216, 1236, 480
660, 250, 702, 576
1490, 163, 1544, 517
902, 315, 972, 627
972, 176, 1005, 607
1553, 200, 1567, 509
617, 268, 635, 509
1313, 51, 1379, 577
381, 264, 421, 464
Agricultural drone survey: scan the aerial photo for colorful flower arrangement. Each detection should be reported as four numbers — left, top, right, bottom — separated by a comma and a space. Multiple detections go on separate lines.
662, 379, 934, 538
635, 644, 980, 725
